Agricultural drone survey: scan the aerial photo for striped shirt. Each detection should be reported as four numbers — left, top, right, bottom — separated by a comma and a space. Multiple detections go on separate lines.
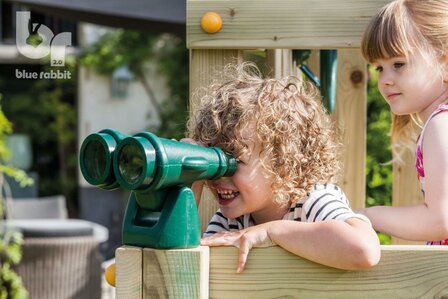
203, 183, 371, 237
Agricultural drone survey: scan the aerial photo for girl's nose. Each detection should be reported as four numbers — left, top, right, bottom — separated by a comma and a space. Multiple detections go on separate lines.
378, 71, 394, 86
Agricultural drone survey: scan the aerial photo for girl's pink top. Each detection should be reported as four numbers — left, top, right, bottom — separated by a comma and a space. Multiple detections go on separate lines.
415, 104, 448, 245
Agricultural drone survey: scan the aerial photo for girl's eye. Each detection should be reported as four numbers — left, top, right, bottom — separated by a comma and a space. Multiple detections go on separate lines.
235, 157, 246, 165
375, 66, 383, 72
393, 62, 405, 69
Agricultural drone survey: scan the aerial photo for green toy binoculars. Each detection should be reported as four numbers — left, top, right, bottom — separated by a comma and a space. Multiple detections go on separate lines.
79, 129, 237, 249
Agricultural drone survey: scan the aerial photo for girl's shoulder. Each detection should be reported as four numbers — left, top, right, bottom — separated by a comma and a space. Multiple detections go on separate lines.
299, 183, 369, 223
422, 106, 448, 140
309, 183, 345, 197
301, 183, 349, 207
418, 104, 448, 147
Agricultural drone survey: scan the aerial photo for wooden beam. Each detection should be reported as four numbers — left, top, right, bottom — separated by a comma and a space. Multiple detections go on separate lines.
117, 245, 448, 298
142, 246, 209, 299
208, 245, 448, 298
187, 0, 390, 49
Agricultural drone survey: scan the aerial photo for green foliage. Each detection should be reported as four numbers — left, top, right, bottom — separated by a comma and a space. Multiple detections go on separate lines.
81, 30, 189, 139
82, 29, 158, 76
365, 66, 393, 245
0, 231, 27, 299
0, 94, 33, 198
0, 96, 29, 298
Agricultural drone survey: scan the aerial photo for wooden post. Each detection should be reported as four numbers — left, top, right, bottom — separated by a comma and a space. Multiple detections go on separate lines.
189, 49, 243, 234
116, 246, 143, 299
266, 49, 300, 78
333, 49, 367, 209
142, 246, 209, 298
392, 150, 424, 245
301, 49, 367, 209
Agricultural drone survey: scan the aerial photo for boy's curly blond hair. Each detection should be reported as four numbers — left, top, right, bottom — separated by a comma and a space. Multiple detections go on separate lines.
188, 63, 341, 205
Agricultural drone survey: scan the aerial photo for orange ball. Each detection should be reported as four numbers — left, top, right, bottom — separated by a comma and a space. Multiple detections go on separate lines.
200, 12, 223, 34
105, 263, 116, 287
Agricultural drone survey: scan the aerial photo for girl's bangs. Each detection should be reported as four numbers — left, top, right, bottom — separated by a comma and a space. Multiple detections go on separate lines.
362, 7, 411, 62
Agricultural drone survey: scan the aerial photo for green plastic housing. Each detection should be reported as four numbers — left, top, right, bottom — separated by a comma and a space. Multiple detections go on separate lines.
79, 129, 128, 190
79, 129, 237, 249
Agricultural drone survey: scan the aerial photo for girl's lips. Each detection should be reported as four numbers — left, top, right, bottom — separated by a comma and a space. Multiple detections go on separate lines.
217, 191, 240, 206
387, 93, 401, 101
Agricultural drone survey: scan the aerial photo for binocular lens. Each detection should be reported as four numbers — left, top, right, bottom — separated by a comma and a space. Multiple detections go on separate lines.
118, 143, 145, 185
83, 140, 107, 182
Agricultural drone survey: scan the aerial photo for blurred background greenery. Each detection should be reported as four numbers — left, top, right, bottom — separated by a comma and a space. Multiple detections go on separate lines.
366, 66, 393, 244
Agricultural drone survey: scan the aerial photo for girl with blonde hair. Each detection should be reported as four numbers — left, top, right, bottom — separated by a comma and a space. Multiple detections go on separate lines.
360, 0, 448, 245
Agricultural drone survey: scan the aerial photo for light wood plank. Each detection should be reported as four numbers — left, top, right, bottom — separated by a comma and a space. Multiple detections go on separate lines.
392, 149, 424, 245
265, 49, 299, 79
142, 246, 210, 299
333, 49, 367, 209
187, 0, 390, 49
117, 246, 448, 299
189, 49, 243, 234
209, 245, 448, 298
116, 246, 143, 299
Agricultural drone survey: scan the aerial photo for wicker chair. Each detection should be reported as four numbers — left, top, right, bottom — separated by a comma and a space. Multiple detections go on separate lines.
16, 236, 102, 299
4, 196, 105, 298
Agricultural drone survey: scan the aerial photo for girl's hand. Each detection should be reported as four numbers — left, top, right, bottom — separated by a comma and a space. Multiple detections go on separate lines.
201, 224, 276, 273
179, 137, 200, 145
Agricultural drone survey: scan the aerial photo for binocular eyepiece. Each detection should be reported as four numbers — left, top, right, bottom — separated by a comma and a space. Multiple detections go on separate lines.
80, 129, 237, 192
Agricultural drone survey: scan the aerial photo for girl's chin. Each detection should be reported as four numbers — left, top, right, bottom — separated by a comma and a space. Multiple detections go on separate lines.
219, 204, 243, 219
220, 209, 243, 219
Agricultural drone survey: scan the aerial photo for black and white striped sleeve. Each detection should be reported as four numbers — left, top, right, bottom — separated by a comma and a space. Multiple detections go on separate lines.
203, 210, 230, 237
302, 185, 371, 225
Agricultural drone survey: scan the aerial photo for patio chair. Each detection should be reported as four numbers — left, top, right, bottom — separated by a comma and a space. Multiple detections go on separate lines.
16, 236, 102, 299
5, 195, 68, 219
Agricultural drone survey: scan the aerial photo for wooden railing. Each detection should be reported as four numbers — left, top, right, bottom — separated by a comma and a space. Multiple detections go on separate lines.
116, 245, 448, 298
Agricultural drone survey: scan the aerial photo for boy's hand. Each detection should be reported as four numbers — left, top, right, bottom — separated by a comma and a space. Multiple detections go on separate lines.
201, 224, 276, 273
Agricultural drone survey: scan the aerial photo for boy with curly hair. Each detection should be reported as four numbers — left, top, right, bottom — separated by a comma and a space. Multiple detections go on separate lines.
184, 62, 380, 273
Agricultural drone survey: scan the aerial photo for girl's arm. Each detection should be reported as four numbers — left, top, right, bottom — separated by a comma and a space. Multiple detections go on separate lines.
201, 218, 380, 272
362, 113, 448, 241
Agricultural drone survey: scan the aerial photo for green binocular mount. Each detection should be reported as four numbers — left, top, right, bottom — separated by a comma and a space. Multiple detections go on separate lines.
79, 129, 237, 249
